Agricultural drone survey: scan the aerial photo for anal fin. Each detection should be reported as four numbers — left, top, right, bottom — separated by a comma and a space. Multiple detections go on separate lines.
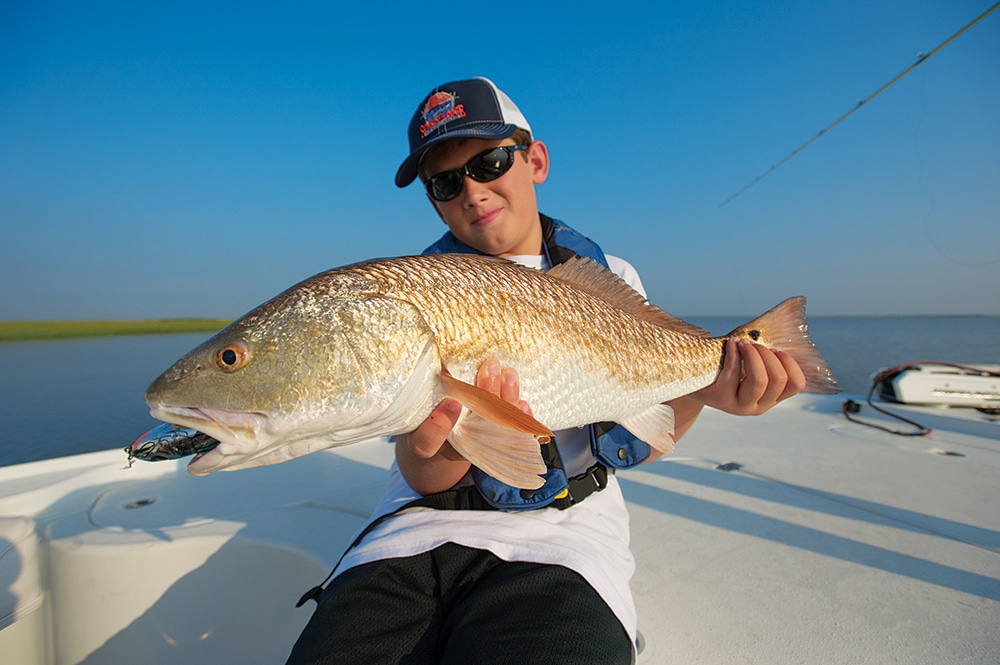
620, 403, 676, 454
439, 372, 552, 490
449, 414, 548, 490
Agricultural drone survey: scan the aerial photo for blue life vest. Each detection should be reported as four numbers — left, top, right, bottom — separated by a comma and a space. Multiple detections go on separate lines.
422, 214, 652, 510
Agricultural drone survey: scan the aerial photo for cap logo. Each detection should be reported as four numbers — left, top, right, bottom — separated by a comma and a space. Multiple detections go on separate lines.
419, 90, 466, 139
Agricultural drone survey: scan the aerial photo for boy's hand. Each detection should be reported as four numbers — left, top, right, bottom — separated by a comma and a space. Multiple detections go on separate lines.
693, 338, 807, 416
397, 359, 530, 494
404, 398, 464, 460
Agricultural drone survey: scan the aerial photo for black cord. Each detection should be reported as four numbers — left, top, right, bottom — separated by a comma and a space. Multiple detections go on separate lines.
841, 391, 932, 437
841, 362, 1000, 437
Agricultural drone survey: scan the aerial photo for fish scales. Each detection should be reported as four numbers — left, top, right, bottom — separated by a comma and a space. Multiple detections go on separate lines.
344, 255, 726, 425
143, 253, 839, 486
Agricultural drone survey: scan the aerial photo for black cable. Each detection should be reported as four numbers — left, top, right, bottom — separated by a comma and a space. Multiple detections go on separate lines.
841, 361, 1000, 437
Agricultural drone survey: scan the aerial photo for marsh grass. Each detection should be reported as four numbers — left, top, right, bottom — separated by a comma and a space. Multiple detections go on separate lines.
0, 319, 231, 342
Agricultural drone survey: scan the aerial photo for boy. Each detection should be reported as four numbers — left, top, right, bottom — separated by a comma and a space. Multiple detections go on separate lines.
287, 77, 805, 665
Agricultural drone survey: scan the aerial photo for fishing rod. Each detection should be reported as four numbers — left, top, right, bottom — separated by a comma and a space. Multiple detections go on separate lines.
720, 2, 1000, 207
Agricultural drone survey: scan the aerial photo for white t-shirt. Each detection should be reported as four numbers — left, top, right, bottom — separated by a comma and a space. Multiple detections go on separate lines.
333, 253, 647, 645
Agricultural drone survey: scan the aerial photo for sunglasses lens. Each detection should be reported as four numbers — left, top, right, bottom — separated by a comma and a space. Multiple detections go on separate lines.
467, 148, 513, 182
424, 146, 523, 202
427, 171, 463, 202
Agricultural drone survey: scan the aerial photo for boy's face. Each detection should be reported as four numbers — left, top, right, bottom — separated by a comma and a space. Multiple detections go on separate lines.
421, 138, 550, 257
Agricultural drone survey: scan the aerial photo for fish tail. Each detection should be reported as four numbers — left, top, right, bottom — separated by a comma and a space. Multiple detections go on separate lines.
725, 297, 841, 394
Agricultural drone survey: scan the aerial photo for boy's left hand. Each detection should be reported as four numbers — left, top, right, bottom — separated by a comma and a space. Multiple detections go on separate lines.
692, 338, 806, 416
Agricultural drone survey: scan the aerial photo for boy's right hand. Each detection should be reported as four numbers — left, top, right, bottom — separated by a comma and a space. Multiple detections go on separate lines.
404, 398, 464, 460
396, 359, 530, 494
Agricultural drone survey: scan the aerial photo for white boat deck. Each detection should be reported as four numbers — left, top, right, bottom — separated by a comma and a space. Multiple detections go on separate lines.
0, 393, 997, 664
628, 395, 999, 663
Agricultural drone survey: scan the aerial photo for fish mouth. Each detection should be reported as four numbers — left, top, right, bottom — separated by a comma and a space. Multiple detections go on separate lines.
147, 405, 269, 470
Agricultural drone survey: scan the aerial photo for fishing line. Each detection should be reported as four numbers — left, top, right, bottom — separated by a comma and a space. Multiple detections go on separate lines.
720, 2, 1000, 207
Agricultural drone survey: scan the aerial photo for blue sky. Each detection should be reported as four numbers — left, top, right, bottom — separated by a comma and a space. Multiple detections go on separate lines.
2, 1, 998, 319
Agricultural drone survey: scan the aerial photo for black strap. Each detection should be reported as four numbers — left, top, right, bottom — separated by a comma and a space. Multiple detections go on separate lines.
409, 484, 497, 511
294, 487, 495, 607
556, 463, 611, 509
295, 464, 612, 607
424, 463, 611, 512
539, 213, 581, 265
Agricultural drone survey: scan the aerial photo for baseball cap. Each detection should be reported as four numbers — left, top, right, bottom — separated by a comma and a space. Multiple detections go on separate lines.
395, 77, 532, 188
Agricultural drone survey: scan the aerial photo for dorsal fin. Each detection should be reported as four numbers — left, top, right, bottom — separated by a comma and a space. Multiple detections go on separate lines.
547, 256, 712, 337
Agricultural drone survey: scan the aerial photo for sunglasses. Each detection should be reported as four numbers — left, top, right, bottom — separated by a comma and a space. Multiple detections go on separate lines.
424, 145, 529, 202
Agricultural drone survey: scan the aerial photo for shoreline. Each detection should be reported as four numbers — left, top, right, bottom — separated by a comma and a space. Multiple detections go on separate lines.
0, 319, 231, 342
3, 314, 996, 342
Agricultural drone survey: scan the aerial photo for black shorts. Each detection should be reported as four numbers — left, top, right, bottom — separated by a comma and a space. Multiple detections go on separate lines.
286, 542, 633, 665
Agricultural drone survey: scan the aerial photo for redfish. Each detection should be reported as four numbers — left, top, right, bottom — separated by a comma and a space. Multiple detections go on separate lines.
144, 254, 839, 488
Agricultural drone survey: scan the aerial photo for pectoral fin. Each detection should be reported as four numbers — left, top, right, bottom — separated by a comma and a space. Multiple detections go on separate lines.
439, 372, 551, 490
620, 403, 676, 454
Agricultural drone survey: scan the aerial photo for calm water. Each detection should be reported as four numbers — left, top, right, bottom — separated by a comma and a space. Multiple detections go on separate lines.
1, 318, 997, 468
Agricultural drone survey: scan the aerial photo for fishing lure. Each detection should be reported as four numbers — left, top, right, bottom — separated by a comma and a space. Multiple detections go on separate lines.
125, 422, 219, 467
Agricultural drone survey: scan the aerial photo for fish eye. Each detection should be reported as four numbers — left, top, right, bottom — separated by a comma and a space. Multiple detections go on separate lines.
214, 342, 250, 372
